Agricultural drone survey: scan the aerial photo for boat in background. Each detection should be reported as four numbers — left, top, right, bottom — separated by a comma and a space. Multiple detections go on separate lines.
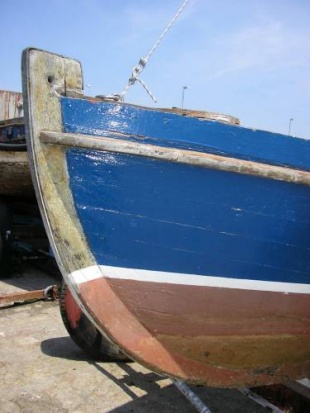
0, 91, 35, 273
22, 48, 310, 387
0, 91, 33, 198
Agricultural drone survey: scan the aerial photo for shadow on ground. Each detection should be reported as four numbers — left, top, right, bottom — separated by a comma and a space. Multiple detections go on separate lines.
41, 336, 189, 412
40, 336, 269, 413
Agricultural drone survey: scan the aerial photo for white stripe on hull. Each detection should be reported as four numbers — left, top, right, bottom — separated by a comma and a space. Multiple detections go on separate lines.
69, 265, 310, 294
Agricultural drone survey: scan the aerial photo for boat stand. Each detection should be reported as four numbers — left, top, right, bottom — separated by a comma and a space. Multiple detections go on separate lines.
173, 380, 213, 413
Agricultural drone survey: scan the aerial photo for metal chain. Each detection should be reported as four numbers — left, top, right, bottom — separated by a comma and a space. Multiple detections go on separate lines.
118, 0, 191, 102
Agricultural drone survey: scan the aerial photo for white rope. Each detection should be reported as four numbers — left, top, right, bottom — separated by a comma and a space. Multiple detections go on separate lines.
118, 0, 191, 102
144, 0, 191, 64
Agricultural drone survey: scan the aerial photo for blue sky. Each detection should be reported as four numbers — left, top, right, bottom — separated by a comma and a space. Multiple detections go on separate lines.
1, 0, 309, 138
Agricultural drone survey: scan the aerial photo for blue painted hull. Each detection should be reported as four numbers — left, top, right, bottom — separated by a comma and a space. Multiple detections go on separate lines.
62, 99, 310, 287
61, 97, 310, 171
67, 148, 309, 285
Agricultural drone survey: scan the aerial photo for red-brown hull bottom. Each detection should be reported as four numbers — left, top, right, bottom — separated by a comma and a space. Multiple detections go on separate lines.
73, 276, 310, 387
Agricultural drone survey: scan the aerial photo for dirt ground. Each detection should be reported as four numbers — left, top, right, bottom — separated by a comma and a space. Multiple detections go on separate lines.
0, 265, 277, 413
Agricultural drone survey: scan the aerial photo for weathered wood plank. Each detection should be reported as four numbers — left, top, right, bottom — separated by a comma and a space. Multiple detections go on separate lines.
41, 130, 310, 186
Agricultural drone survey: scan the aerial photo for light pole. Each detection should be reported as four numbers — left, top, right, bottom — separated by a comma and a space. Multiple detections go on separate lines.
86, 84, 92, 96
288, 118, 294, 136
181, 86, 188, 109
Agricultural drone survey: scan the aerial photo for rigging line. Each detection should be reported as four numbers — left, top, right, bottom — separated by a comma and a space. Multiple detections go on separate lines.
144, 0, 191, 64
118, 0, 191, 102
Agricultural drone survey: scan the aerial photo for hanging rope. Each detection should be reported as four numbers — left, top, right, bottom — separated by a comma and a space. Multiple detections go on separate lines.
117, 0, 191, 103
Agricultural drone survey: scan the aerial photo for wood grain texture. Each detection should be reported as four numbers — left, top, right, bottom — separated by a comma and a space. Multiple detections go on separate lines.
41, 130, 310, 186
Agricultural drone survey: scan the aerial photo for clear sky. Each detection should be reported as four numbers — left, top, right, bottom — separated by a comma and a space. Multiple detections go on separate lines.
1, 0, 309, 139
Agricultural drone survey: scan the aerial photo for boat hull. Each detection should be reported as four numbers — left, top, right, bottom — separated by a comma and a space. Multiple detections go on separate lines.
0, 117, 32, 198
22, 48, 310, 387
73, 274, 309, 387
0, 150, 32, 197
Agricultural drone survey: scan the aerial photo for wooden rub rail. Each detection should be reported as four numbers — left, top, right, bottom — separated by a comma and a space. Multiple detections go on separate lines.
40, 131, 310, 186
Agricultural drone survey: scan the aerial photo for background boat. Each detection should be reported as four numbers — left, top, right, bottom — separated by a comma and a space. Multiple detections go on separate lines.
0, 91, 32, 198
0, 91, 36, 274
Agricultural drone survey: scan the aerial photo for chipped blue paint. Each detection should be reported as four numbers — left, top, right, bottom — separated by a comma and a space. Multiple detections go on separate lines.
0, 122, 25, 144
61, 97, 310, 171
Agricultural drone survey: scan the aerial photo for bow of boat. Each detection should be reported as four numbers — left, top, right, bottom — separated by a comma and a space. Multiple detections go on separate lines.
22, 48, 310, 387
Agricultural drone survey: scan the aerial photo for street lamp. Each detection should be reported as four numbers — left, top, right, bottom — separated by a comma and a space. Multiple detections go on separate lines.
86, 84, 92, 96
288, 118, 294, 136
181, 86, 188, 109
